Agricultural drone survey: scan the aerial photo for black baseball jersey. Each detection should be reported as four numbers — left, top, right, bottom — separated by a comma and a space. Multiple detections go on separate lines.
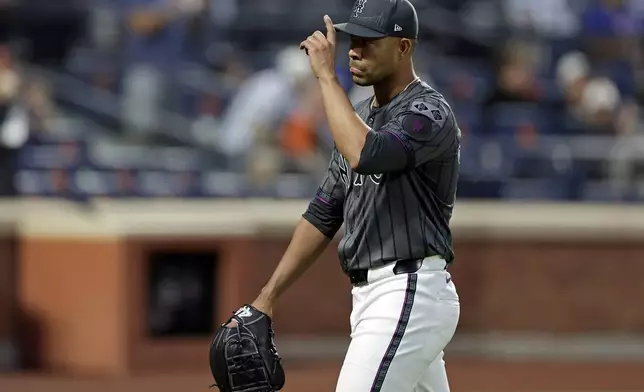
302, 79, 461, 274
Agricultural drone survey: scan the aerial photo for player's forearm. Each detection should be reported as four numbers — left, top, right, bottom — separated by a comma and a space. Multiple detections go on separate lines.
258, 218, 332, 304
318, 76, 369, 169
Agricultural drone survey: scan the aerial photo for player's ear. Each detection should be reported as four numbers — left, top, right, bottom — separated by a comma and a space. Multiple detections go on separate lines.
399, 38, 413, 58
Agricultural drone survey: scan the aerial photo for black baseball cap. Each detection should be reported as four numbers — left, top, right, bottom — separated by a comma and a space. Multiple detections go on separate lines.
334, 0, 419, 39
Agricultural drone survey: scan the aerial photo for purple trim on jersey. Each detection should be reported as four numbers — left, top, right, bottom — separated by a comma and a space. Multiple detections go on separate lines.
316, 189, 340, 207
316, 195, 332, 206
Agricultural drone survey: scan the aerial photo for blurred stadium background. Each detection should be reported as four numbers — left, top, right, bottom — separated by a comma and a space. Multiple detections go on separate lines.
1, 0, 644, 391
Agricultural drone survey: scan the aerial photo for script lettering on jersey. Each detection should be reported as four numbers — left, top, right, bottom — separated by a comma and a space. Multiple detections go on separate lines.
339, 157, 382, 188
353, 173, 382, 186
338, 156, 350, 187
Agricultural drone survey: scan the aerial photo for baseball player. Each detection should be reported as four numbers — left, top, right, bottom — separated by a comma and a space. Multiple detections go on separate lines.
247, 0, 462, 391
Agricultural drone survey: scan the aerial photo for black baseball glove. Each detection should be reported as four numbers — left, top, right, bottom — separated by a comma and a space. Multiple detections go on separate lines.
209, 304, 285, 392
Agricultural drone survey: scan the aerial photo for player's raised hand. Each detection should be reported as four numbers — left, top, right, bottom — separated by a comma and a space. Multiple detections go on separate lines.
300, 15, 337, 81
324, 14, 336, 48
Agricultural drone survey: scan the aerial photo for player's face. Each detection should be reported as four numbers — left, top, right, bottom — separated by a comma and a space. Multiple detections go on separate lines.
348, 36, 403, 86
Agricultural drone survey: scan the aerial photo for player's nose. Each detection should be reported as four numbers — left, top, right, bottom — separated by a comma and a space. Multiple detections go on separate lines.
349, 47, 362, 60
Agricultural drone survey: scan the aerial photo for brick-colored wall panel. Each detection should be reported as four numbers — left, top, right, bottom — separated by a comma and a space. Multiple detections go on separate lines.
446, 241, 644, 333
15, 234, 644, 376
18, 239, 127, 375
0, 237, 16, 341
226, 238, 644, 334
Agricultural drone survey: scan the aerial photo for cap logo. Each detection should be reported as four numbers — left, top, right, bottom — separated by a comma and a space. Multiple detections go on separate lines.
394, 24, 402, 32
352, 0, 367, 17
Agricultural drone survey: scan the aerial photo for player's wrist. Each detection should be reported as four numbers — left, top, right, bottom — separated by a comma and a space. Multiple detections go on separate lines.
257, 287, 278, 306
318, 73, 339, 85
252, 292, 275, 319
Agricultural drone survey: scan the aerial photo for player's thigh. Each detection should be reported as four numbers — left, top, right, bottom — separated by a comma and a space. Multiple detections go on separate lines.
414, 351, 452, 392
335, 273, 459, 392
336, 332, 446, 392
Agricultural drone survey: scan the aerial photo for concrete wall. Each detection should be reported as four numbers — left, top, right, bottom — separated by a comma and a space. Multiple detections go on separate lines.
1, 199, 643, 376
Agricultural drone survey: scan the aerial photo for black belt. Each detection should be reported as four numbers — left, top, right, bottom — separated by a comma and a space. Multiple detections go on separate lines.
348, 259, 424, 286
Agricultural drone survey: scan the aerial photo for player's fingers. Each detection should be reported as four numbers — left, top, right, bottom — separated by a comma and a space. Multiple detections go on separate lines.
299, 40, 311, 54
225, 319, 239, 328
302, 36, 322, 53
312, 31, 328, 46
324, 15, 336, 45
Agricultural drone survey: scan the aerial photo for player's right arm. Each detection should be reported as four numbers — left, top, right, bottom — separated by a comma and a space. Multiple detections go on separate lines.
252, 148, 346, 315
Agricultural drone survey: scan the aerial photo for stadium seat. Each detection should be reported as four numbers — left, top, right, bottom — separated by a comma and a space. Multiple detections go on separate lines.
594, 60, 636, 98
489, 103, 552, 135
452, 102, 483, 135
427, 56, 493, 102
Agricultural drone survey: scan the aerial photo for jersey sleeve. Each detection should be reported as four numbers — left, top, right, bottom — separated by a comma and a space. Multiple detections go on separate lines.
302, 148, 346, 239
354, 98, 461, 174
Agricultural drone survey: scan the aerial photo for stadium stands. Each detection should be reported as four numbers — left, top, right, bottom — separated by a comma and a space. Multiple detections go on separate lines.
0, 0, 643, 201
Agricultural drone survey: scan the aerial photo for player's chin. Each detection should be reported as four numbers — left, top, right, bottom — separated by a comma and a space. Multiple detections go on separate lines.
352, 75, 374, 87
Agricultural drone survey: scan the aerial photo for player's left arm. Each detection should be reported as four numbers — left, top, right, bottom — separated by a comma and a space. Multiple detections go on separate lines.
354, 99, 461, 175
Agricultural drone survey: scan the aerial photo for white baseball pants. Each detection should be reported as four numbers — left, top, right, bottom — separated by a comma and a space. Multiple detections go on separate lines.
335, 256, 460, 392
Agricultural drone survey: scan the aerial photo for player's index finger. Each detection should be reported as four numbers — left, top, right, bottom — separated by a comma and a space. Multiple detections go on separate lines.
324, 15, 336, 44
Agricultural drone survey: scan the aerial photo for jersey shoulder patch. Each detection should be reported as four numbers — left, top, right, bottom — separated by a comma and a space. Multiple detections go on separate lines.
409, 99, 447, 127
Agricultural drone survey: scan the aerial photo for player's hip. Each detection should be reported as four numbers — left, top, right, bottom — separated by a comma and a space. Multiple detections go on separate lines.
349, 256, 459, 328
340, 239, 454, 280
347, 255, 454, 286
351, 263, 459, 305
